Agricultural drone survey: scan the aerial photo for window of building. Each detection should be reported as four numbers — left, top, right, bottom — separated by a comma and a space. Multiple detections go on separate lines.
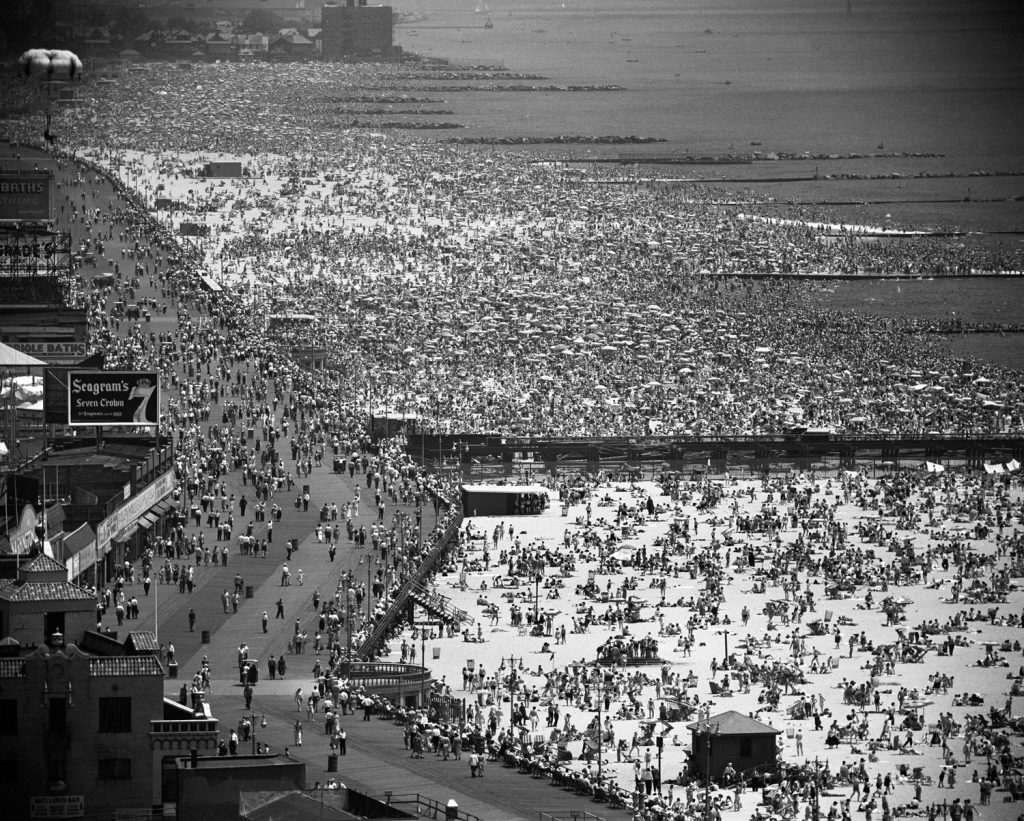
0, 699, 16, 735
99, 697, 132, 733
98, 758, 132, 780
44, 611, 66, 644
739, 737, 752, 758
49, 697, 67, 733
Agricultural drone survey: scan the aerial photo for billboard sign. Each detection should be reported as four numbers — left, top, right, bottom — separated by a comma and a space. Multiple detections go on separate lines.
0, 172, 52, 222
10, 340, 88, 363
29, 794, 84, 818
67, 371, 159, 427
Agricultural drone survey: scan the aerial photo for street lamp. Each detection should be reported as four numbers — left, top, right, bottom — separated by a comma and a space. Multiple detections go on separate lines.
588, 665, 609, 784
366, 554, 376, 624
243, 711, 267, 754
419, 621, 439, 708
533, 572, 543, 624
500, 656, 521, 729
718, 629, 731, 669
700, 703, 719, 821
343, 577, 356, 676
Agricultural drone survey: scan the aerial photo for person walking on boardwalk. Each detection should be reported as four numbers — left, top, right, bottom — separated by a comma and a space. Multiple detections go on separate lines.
188, 608, 196, 632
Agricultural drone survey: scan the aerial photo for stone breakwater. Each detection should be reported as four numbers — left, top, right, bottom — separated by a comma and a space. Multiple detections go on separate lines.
756, 151, 945, 161
410, 84, 625, 92
391, 72, 548, 81
349, 120, 464, 130
443, 135, 667, 145
336, 109, 457, 116
324, 95, 446, 104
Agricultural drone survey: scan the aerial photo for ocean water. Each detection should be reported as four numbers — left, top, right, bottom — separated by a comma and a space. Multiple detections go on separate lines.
395, 0, 1024, 370
397, 0, 1024, 159
802, 278, 1024, 371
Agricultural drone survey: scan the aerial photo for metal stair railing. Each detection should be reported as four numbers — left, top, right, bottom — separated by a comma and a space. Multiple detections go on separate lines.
408, 583, 474, 626
357, 506, 463, 659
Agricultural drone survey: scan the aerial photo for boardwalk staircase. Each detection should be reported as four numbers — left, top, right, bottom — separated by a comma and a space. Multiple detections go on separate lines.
357, 509, 463, 660
407, 582, 474, 629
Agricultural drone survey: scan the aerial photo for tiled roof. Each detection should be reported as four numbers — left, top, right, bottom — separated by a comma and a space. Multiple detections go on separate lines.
127, 631, 160, 652
0, 659, 27, 678
686, 709, 782, 735
0, 581, 95, 603
22, 554, 68, 574
64, 523, 96, 556
90, 656, 164, 677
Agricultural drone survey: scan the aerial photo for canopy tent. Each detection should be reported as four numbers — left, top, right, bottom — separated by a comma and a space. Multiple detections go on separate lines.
0, 342, 46, 368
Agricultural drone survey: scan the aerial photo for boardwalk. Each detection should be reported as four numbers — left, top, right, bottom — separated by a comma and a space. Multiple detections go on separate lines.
194, 680, 637, 821
34, 148, 627, 821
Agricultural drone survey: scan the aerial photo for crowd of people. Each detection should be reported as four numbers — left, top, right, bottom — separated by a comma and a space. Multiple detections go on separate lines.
6, 59, 1023, 441
3, 55, 1024, 821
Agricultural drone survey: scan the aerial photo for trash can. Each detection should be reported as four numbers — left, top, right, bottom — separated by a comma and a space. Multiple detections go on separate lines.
327, 755, 338, 773
201, 630, 211, 644
333, 458, 342, 474
245, 585, 254, 599
247, 427, 254, 440
167, 661, 178, 679
445, 800, 458, 821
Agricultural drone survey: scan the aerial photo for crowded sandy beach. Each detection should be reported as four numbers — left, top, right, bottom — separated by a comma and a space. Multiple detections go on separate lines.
2, 18, 1024, 820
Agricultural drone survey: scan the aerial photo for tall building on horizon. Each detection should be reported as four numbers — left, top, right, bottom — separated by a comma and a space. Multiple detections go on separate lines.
321, 0, 394, 62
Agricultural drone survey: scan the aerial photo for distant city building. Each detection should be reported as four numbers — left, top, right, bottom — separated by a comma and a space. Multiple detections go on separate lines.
321, 1, 394, 62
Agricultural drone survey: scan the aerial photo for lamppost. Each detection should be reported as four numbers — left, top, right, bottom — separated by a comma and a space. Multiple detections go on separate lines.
419, 621, 439, 708
344, 577, 355, 676
244, 710, 267, 754
436, 397, 442, 471
718, 629, 731, 669
588, 665, 608, 784
499, 656, 521, 729
533, 571, 543, 624
812, 757, 821, 821
366, 554, 376, 624
656, 734, 664, 794
700, 703, 719, 821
